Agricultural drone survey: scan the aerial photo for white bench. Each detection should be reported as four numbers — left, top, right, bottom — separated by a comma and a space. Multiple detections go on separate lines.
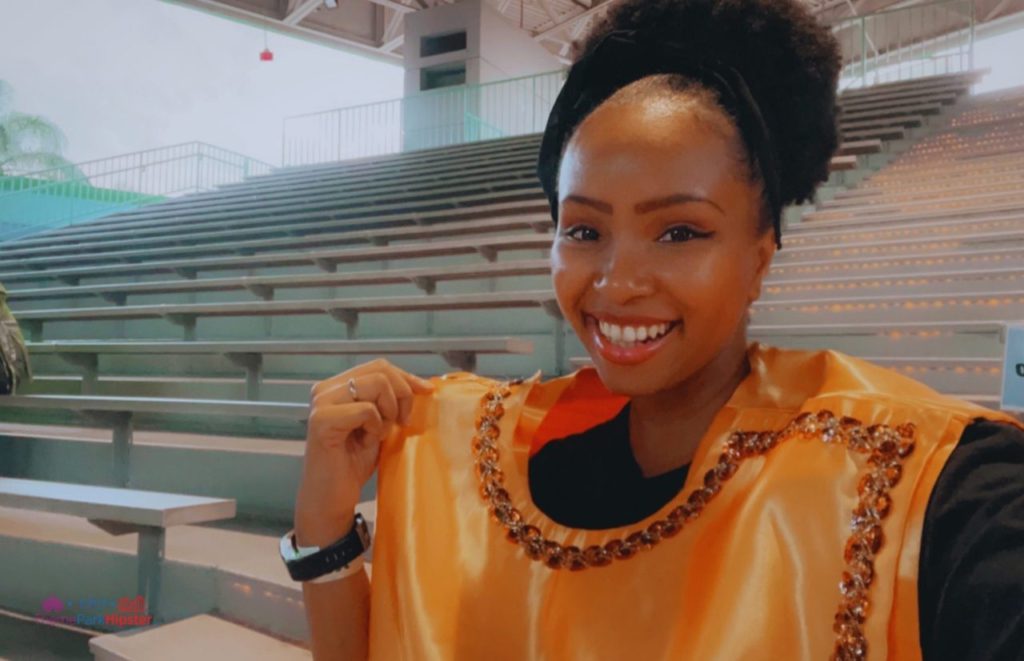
0, 477, 236, 623
841, 114, 925, 131
841, 126, 907, 142
764, 265, 1024, 299
0, 232, 553, 285
27, 336, 534, 397
806, 190, 1024, 222
835, 139, 884, 156
802, 200, 1024, 226
837, 73, 980, 101
46, 142, 540, 233
7, 194, 547, 254
0, 213, 551, 268
840, 101, 946, 120
783, 214, 1020, 248
14, 289, 560, 341
7, 258, 551, 304
0, 395, 307, 486
752, 289, 1024, 325
819, 180, 1024, 208
32, 178, 544, 244
840, 93, 960, 114
775, 227, 1024, 264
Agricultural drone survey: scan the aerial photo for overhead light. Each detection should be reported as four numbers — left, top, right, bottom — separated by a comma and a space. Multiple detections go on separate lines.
324, 0, 338, 7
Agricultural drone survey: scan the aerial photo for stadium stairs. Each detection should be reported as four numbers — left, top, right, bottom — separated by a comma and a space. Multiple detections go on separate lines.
0, 70, 1016, 657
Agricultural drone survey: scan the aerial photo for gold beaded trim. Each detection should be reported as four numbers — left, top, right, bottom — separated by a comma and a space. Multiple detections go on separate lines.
472, 380, 917, 661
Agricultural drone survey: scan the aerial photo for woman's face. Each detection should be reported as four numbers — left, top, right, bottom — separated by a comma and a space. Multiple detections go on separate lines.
551, 96, 776, 397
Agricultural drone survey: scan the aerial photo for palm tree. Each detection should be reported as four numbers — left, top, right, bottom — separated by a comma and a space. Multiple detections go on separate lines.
0, 80, 82, 179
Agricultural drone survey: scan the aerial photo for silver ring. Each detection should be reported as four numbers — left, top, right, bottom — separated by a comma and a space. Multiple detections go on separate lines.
347, 378, 359, 401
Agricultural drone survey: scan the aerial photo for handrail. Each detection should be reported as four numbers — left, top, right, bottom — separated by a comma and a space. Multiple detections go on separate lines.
0, 142, 273, 243
834, 0, 975, 90
1, 141, 269, 180
281, 69, 566, 167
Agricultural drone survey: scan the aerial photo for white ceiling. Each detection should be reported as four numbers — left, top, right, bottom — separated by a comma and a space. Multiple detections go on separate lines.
163, 0, 1024, 67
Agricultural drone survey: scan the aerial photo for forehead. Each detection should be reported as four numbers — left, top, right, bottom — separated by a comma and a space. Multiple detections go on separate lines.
557, 101, 742, 199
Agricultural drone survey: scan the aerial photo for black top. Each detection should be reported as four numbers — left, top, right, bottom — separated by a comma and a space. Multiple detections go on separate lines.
528, 402, 1024, 661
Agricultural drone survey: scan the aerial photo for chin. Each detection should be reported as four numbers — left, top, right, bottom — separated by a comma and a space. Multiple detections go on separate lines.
587, 359, 680, 398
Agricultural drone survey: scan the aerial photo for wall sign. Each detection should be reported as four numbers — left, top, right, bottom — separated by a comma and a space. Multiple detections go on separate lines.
1000, 323, 1024, 411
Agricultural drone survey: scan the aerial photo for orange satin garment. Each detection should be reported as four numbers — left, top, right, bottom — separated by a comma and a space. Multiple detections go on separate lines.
368, 342, 1022, 660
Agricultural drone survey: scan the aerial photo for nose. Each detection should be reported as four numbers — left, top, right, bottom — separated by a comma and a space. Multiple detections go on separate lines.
592, 239, 656, 303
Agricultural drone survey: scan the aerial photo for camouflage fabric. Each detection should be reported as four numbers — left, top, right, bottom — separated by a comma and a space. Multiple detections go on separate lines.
0, 282, 31, 395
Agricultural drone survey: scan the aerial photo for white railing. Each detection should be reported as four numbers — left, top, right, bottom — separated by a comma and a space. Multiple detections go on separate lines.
0, 143, 273, 242
834, 0, 975, 90
281, 69, 566, 167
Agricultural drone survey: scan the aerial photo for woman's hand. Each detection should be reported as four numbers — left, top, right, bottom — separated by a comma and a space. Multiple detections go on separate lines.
294, 358, 435, 547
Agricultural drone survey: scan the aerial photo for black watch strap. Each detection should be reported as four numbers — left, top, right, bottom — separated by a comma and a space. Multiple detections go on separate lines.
284, 512, 371, 582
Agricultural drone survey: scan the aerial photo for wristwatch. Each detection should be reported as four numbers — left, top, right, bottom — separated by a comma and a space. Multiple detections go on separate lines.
280, 512, 371, 582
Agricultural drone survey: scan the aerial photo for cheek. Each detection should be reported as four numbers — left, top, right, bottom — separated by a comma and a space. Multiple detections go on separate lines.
550, 245, 586, 316
670, 250, 755, 326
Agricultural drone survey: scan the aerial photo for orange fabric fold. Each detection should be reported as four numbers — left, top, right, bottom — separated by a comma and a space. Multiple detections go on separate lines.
369, 342, 1022, 660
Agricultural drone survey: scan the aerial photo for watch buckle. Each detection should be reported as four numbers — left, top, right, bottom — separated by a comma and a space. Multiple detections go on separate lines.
355, 515, 372, 549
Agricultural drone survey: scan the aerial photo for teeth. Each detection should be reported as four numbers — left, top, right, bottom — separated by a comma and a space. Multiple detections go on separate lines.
595, 318, 674, 347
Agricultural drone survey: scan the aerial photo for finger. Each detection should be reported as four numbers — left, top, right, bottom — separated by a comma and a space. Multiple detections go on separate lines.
307, 402, 384, 450
312, 358, 391, 400
408, 373, 435, 393
317, 372, 400, 424
359, 372, 400, 424
378, 369, 415, 425
390, 369, 434, 424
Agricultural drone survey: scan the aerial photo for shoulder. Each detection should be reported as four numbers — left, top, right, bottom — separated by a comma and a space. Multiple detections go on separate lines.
922, 415, 1024, 540
918, 415, 1024, 659
930, 416, 1024, 507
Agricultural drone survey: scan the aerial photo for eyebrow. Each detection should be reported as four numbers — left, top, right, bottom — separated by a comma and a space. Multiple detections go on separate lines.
564, 193, 724, 215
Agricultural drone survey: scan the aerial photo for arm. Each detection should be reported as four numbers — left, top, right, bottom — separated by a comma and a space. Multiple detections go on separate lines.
294, 359, 434, 660
296, 511, 370, 661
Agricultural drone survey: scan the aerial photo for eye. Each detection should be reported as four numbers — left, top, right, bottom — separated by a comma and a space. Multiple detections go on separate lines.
658, 225, 712, 243
562, 225, 599, 242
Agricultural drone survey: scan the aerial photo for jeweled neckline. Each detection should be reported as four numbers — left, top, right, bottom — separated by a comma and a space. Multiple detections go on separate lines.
471, 378, 918, 660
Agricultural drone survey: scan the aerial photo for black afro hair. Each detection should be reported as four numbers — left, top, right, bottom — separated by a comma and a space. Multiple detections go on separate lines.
560, 0, 842, 209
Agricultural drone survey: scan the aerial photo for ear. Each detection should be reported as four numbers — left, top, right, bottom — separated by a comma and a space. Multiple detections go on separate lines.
746, 227, 777, 306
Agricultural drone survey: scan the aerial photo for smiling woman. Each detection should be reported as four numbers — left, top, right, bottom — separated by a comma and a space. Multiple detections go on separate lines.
290, 1, 1024, 659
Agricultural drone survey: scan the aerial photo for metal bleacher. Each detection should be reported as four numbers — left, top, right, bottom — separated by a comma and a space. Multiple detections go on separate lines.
1, 70, 1020, 654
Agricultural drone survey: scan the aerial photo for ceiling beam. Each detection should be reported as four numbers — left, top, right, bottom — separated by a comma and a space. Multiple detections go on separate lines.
366, 0, 417, 13
985, 0, 1014, 22
382, 7, 405, 41
538, 0, 559, 24
380, 35, 404, 52
283, 0, 321, 26
532, 0, 619, 42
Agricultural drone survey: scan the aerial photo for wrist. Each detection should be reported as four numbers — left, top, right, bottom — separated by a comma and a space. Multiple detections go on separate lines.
294, 510, 356, 548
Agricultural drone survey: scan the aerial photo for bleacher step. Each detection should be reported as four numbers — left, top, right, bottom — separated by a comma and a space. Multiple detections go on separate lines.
89, 614, 310, 660
0, 498, 375, 645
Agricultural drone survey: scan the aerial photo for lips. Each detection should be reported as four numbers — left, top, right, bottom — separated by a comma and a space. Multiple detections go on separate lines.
584, 313, 681, 366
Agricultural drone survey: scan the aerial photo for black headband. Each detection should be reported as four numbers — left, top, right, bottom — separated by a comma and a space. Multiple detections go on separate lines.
535, 28, 784, 249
